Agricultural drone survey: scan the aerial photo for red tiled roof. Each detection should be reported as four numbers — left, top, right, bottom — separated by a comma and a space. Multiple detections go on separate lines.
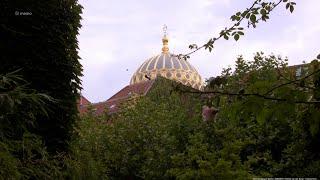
82, 99, 121, 115
79, 95, 91, 105
107, 80, 155, 101
78, 96, 91, 113
79, 80, 155, 116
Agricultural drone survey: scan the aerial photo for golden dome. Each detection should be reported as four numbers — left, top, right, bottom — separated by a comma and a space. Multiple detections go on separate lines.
130, 27, 203, 90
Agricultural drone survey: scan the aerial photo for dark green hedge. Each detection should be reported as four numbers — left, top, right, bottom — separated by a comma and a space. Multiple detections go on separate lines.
0, 0, 83, 152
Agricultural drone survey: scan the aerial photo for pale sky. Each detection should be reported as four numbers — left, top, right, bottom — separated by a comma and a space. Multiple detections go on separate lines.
78, 0, 320, 102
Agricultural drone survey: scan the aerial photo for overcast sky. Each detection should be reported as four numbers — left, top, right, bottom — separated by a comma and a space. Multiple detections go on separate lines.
78, 0, 320, 102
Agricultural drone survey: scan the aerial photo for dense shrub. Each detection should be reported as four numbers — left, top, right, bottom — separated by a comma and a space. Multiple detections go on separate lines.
70, 54, 320, 179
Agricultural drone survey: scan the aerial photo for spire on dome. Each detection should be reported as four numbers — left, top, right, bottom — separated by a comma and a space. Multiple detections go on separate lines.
162, 24, 169, 54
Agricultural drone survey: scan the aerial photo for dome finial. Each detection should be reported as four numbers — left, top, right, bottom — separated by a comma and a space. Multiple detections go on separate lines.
162, 24, 169, 54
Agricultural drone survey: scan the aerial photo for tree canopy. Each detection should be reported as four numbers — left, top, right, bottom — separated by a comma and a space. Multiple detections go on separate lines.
1, 0, 83, 152
69, 54, 320, 179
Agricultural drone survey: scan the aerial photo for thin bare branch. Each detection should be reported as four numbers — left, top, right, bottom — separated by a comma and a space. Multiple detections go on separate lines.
180, 0, 284, 59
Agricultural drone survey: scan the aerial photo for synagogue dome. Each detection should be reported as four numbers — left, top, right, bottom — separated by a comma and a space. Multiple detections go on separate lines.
130, 26, 203, 90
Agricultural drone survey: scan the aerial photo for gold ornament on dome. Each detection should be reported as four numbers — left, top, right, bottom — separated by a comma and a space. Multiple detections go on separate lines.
162, 24, 169, 54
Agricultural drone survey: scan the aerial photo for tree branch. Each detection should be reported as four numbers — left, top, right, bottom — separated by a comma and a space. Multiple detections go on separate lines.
264, 68, 320, 95
179, 0, 285, 59
275, 64, 317, 90
178, 68, 320, 105
179, 89, 319, 104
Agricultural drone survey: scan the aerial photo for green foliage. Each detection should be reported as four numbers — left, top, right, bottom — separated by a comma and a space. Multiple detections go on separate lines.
0, 132, 77, 179
67, 113, 109, 180
1, 0, 83, 152
1, 71, 47, 140
0, 71, 66, 179
208, 53, 320, 177
0, 141, 20, 179
71, 54, 320, 179
70, 80, 252, 179
0, 70, 55, 139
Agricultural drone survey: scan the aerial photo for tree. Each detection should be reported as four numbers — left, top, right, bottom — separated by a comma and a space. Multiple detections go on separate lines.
0, 0, 83, 152
199, 53, 320, 177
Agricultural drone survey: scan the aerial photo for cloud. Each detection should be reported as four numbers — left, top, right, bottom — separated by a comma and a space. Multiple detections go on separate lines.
78, 0, 320, 102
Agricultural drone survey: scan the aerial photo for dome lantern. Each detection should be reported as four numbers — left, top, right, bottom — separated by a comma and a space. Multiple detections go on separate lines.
162, 24, 169, 54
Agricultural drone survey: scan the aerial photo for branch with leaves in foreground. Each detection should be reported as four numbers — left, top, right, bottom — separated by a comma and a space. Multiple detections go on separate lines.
0, 69, 56, 116
178, 0, 296, 60
179, 90, 320, 104
177, 68, 320, 105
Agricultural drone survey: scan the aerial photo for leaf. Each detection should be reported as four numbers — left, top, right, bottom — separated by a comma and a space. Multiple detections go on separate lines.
260, 9, 267, 15
224, 35, 229, 40
230, 15, 236, 21
289, 5, 294, 13
250, 14, 256, 23
238, 31, 244, 35
234, 34, 240, 41
246, 13, 251, 19
286, 3, 290, 9
241, 10, 249, 18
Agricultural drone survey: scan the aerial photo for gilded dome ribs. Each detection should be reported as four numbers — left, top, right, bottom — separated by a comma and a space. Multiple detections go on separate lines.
130, 53, 203, 90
